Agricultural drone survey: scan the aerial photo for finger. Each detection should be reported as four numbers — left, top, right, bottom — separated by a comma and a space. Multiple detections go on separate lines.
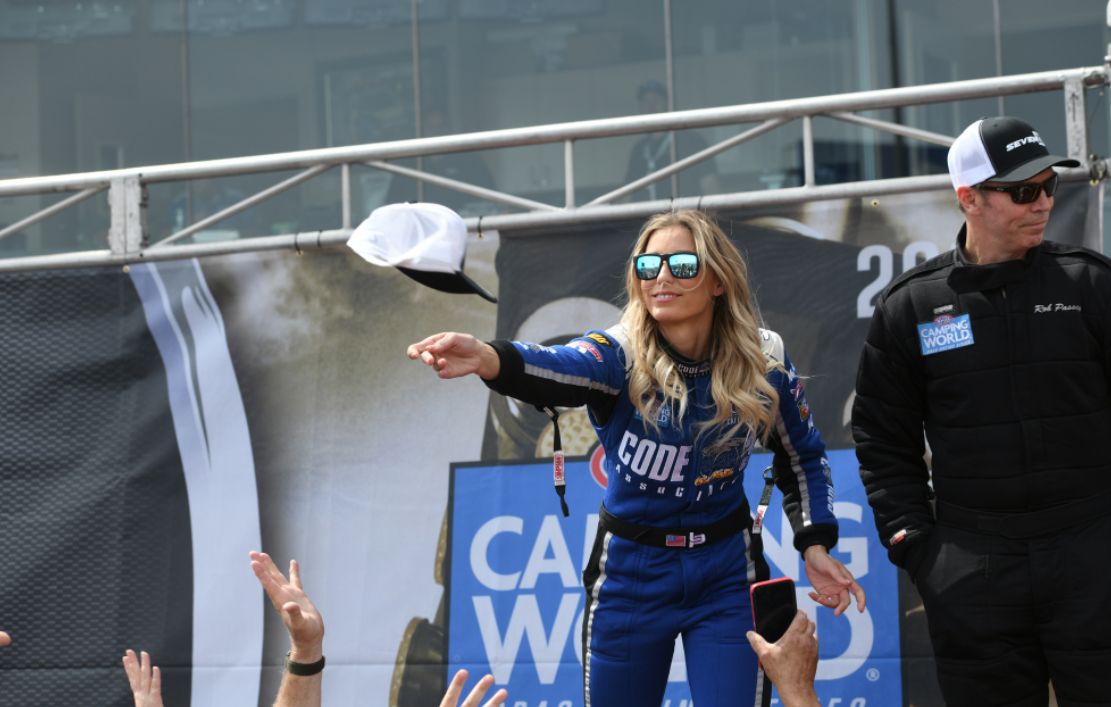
251, 552, 287, 589
482, 688, 509, 707
140, 650, 152, 692
461, 674, 495, 707
850, 580, 867, 611
786, 609, 810, 634
151, 665, 161, 696
439, 669, 468, 707
0, 630, 10, 647
408, 333, 447, 359
283, 601, 305, 630
123, 650, 140, 689
834, 589, 850, 616
251, 562, 287, 609
290, 559, 302, 590
745, 630, 769, 654
809, 590, 843, 611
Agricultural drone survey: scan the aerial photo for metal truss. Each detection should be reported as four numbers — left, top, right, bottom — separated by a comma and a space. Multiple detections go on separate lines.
0, 64, 1107, 273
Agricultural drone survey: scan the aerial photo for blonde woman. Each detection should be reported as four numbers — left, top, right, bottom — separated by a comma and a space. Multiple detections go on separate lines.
408, 210, 863, 706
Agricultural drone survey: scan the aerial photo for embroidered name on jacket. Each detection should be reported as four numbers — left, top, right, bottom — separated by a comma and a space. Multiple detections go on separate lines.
917, 313, 975, 355
1033, 303, 1081, 313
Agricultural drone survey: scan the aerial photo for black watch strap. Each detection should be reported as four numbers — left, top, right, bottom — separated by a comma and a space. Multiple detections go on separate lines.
284, 651, 325, 676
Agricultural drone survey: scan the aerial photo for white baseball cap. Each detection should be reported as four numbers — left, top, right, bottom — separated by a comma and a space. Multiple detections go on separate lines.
947, 116, 1079, 190
347, 202, 497, 303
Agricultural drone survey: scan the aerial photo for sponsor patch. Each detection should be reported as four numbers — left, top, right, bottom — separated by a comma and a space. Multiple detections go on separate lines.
917, 312, 974, 356
569, 340, 603, 362
586, 332, 612, 347
790, 379, 805, 401
694, 467, 735, 487
797, 400, 810, 421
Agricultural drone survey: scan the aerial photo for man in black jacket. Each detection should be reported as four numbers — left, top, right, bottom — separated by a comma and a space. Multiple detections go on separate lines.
853, 116, 1111, 706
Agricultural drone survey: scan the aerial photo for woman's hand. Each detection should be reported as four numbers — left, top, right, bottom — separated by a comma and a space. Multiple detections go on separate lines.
803, 545, 866, 616
407, 332, 500, 380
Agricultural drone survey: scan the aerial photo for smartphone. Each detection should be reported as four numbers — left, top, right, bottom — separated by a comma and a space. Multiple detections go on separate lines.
750, 577, 797, 643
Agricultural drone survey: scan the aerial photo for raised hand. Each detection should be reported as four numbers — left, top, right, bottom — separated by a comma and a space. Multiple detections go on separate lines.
406, 332, 500, 380
439, 669, 508, 707
122, 649, 164, 707
249, 551, 325, 662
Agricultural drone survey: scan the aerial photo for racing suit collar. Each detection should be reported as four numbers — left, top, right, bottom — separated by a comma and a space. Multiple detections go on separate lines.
948, 224, 1039, 293
658, 335, 712, 377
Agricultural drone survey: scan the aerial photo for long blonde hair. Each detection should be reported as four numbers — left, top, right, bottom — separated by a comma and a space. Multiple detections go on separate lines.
620, 210, 778, 453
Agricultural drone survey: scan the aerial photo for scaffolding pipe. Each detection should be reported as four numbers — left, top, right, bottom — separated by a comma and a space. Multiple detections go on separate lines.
802, 116, 816, 187
588, 118, 789, 206
341, 163, 352, 230
151, 164, 331, 248
367, 160, 558, 212
826, 112, 955, 147
0, 187, 105, 240
0, 164, 1098, 275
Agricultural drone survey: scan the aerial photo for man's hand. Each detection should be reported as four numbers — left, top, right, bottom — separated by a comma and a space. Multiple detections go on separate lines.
406, 333, 500, 380
803, 545, 866, 616
249, 551, 325, 663
439, 669, 508, 707
0, 630, 10, 647
746, 610, 820, 707
122, 649, 164, 707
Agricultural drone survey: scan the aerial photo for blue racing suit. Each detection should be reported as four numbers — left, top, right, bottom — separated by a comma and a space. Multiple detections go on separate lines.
485, 325, 838, 707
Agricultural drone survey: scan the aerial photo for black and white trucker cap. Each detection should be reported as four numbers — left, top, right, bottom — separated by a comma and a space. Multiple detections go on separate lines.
946, 116, 1079, 190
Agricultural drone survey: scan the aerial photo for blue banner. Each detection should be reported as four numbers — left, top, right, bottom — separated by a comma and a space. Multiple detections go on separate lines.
447, 447, 899, 706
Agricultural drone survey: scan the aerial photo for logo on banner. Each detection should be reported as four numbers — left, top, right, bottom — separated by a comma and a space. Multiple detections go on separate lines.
589, 445, 607, 489
447, 449, 901, 706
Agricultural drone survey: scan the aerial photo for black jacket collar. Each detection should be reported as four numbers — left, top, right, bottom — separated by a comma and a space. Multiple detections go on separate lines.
658, 336, 712, 378
947, 224, 1040, 293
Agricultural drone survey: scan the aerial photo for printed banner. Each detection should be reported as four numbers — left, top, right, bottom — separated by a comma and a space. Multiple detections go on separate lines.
447, 448, 900, 706
0, 184, 1098, 706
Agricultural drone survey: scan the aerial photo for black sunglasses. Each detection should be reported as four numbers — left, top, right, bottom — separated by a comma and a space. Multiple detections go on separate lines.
978, 173, 1059, 204
634, 251, 700, 280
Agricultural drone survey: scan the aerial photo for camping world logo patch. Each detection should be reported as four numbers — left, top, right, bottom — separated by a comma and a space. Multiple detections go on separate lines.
917, 312, 974, 355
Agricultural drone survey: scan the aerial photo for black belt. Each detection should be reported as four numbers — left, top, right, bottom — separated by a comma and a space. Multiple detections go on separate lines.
598, 504, 746, 549
936, 490, 1111, 539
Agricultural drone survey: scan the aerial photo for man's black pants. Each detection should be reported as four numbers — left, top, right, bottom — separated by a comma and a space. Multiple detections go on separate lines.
913, 512, 1111, 706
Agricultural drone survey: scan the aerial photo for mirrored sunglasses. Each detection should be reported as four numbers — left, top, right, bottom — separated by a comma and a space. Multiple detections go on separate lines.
634, 251, 700, 280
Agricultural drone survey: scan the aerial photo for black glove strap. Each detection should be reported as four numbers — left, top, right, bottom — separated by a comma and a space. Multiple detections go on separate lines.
285, 652, 325, 676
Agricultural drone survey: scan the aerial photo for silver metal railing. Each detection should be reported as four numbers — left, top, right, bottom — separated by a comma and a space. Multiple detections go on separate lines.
0, 64, 1108, 272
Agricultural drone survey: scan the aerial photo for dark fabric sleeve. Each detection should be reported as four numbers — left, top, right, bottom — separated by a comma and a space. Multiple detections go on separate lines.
852, 296, 934, 571
482, 333, 624, 422
764, 356, 839, 554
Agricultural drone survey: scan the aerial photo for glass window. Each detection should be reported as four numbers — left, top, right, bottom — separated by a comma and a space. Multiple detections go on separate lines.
669, 0, 894, 191
415, 0, 666, 211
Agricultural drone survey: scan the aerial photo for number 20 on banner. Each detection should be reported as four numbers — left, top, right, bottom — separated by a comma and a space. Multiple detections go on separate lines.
857, 241, 940, 318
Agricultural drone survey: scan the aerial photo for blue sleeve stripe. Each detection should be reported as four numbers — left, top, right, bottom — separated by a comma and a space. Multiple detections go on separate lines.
522, 362, 623, 396
774, 408, 814, 527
